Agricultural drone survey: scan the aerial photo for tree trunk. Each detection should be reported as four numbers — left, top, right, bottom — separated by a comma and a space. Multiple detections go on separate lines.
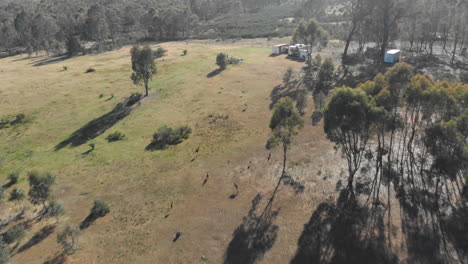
343, 22, 357, 58
348, 170, 355, 191
144, 79, 149, 97
452, 32, 459, 65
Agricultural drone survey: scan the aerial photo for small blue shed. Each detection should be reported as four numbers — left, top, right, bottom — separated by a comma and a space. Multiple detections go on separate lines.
384, 49, 401, 63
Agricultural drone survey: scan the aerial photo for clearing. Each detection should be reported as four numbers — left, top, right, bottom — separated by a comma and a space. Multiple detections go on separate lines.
0, 38, 342, 263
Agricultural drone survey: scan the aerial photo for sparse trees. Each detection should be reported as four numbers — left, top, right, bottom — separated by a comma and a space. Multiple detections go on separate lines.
28, 171, 56, 210
292, 19, 329, 67
342, 0, 371, 57
295, 90, 308, 115
324, 87, 375, 192
267, 97, 304, 177
131, 46, 157, 97
316, 57, 335, 94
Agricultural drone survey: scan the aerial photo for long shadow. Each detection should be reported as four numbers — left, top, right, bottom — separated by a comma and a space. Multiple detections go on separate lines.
79, 213, 98, 230
224, 193, 279, 264
2, 181, 14, 189
0, 210, 26, 230
394, 180, 466, 264
32, 55, 70, 67
55, 95, 141, 150
269, 78, 303, 109
291, 189, 397, 264
207, 68, 224, 78
43, 252, 67, 264
445, 203, 468, 262
17, 225, 55, 253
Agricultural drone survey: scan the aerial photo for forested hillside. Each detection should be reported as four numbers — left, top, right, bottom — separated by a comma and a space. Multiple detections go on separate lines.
0, 0, 297, 55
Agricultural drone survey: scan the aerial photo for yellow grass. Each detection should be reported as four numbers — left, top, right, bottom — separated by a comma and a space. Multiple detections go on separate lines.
0, 39, 340, 263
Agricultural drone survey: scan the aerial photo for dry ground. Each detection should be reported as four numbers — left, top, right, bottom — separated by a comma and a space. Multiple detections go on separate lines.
0, 38, 345, 263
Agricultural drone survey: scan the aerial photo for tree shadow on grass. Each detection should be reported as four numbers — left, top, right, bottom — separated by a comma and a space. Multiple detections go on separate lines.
54, 95, 141, 150
224, 193, 279, 264
207, 68, 224, 78
32, 55, 70, 67
43, 252, 67, 264
393, 181, 468, 264
270, 78, 303, 109
445, 203, 468, 262
291, 189, 397, 264
17, 225, 55, 254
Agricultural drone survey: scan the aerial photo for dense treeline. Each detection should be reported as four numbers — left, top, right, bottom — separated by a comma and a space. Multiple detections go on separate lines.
0, 0, 285, 55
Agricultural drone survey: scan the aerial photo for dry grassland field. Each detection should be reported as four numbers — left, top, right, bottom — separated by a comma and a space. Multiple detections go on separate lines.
0, 38, 346, 263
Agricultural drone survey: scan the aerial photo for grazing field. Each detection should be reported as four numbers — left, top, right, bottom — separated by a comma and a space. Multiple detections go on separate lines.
0, 39, 342, 263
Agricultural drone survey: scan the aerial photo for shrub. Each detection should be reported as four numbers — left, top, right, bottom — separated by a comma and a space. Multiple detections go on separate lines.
99, 93, 104, 98
90, 200, 110, 218
47, 201, 65, 223
106, 131, 126, 142
9, 188, 25, 203
8, 172, 19, 184
3, 225, 25, 244
57, 224, 80, 254
28, 171, 56, 208
154, 47, 167, 59
183, 49, 188, 56
85, 67, 96, 73
63, 66, 68, 71
216, 53, 228, 69
0, 240, 9, 263
12, 114, 26, 124
148, 125, 192, 150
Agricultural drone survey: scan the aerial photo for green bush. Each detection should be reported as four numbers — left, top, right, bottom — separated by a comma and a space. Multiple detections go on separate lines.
154, 47, 167, 59
91, 200, 110, 218
9, 188, 25, 203
106, 131, 126, 142
148, 125, 192, 150
47, 201, 65, 222
85, 67, 96, 73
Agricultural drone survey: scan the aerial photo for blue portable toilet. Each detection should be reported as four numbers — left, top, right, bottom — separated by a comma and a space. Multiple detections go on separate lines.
384, 49, 401, 63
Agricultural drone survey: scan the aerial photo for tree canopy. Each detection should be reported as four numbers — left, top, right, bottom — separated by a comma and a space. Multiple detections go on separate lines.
131, 46, 157, 97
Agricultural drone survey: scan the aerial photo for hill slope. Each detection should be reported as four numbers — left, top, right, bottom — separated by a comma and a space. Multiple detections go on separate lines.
0, 39, 340, 263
